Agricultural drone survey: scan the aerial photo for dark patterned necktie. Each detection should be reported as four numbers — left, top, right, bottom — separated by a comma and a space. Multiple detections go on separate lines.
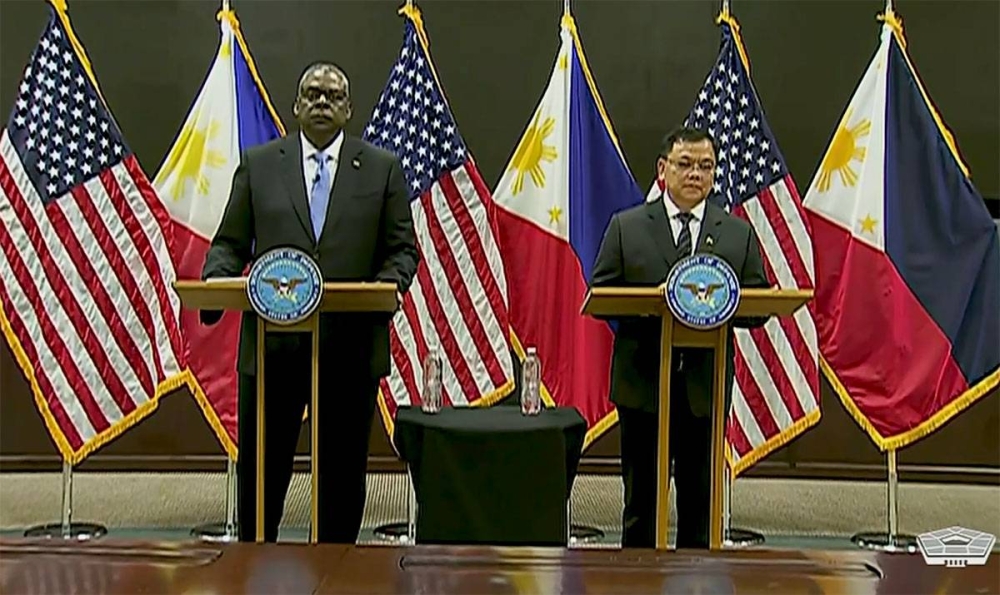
676, 212, 694, 257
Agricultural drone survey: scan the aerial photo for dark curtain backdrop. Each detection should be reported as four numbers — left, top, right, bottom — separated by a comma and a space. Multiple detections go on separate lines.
1, 0, 997, 204
0, 0, 997, 473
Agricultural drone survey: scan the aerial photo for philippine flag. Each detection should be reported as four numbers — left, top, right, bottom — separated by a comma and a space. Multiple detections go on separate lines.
802, 11, 999, 450
493, 14, 644, 447
153, 8, 284, 457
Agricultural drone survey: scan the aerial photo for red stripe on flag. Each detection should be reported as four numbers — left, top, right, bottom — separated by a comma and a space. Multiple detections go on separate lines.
48, 192, 154, 398
394, 295, 426, 405
0, 160, 123, 427
756, 185, 814, 289
725, 413, 754, 458
26, 201, 137, 418
413, 194, 480, 401
458, 163, 512, 331
744, 209, 820, 397
0, 213, 109, 432
0, 272, 85, 450
746, 327, 805, 421
426, 174, 506, 389
71, 186, 167, 382
108, 160, 185, 364
732, 345, 780, 439
776, 315, 818, 394
378, 375, 398, 418
778, 178, 816, 278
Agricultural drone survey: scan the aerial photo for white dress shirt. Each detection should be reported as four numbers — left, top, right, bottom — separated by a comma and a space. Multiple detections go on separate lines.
663, 192, 706, 256
301, 130, 344, 197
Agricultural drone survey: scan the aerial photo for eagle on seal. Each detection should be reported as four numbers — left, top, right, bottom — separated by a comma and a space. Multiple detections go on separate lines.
680, 281, 725, 307
262, 276, 306, 303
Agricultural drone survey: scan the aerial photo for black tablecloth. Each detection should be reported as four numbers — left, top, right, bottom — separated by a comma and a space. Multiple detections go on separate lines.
393, 406, 587, 546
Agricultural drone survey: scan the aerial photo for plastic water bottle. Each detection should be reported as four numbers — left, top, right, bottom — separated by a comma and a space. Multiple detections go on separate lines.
421, 350, 442, 414
521, 347, 542, 416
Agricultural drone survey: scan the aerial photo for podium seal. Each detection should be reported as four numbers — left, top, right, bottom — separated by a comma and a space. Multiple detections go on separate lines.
246, 247, 323, 325
665, 254, 740, 330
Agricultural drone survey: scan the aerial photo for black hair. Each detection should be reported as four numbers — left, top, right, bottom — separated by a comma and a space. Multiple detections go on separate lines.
658, 126, 715, 158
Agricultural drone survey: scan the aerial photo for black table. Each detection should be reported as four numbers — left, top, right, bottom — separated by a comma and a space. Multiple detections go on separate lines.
393, 406, 587, 547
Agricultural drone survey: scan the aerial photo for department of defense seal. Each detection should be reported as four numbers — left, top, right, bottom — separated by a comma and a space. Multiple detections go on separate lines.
246, 247, 323, 326
664, 253, 741, 330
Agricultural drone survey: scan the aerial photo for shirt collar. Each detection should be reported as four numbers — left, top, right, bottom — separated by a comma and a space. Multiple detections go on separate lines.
300, 130, 344, 162
663, 191, 707, 221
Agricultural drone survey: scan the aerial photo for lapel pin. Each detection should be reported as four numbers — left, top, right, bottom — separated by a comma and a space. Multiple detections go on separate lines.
352, 158, 361, 169
706, 236, 714, 246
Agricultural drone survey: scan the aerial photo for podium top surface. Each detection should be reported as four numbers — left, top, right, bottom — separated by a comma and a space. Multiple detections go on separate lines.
582, 286, 812, 318
172, 279, 398, 313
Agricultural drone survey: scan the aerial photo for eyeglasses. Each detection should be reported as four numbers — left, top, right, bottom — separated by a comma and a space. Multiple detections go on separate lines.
666, 158, 716, 174
301, 88, 348, 104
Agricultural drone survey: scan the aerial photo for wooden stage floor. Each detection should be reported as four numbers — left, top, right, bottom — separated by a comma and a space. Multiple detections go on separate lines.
1, 538, 997, 594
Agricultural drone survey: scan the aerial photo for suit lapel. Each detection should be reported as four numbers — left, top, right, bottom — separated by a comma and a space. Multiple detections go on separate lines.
319, 137, 362, 244
279, 135, 316, 244
645, 199, 679, 268
695, 202, 725, 254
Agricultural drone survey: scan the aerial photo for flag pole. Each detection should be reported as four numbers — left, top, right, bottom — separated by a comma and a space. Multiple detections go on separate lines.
23, 461, 107, 540
373, 0, 423, 547
716, 0, 763, 550
190, 459, 239, 542
850, 448, 918, 553
850, 0, 916, 556
722, 463, 765, 548
189, 0, 239, 544
555, 0, 606, 548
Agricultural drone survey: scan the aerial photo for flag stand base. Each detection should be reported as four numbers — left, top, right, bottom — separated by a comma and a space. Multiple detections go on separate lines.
23, 522, 106, 540
191, 460, 239, 543
25, 462, 106, 540
851, 531, 918, 554
190, 522, 238, 543
569, 524, 604, 545
850, 449, 917, 554
722, 468, 764, 548
373, 522, 413, 544
725, 528, 765, 547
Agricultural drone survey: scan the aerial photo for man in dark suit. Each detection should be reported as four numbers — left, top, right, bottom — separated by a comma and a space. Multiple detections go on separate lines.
200, 62, 419, 543
590, 126, 769, 549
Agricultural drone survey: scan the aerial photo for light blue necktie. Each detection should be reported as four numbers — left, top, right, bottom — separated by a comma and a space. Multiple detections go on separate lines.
309, 152, 331, 240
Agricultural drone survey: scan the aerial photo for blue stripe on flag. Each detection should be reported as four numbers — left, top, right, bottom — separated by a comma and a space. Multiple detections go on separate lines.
884, 37, 1000, 384
233, 43, 281, 152
567, 46, 643, 282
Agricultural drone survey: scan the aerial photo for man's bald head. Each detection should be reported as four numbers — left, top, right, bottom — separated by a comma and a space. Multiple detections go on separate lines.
297, 62, 349, 96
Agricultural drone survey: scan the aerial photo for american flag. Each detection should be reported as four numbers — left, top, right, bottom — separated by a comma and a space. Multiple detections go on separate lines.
683, 16, 820, 475
0, 6, 189, 464
363, 9, 515, 428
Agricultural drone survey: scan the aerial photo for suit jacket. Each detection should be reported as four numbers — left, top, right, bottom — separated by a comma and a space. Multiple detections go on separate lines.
200, 133, 419, 380
590, 198, 769, 417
